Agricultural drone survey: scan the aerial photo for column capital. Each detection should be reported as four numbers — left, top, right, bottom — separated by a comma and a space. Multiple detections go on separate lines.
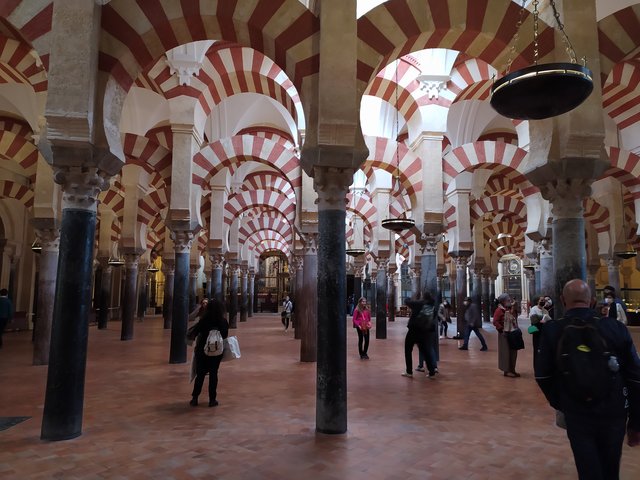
313, 166, 353, 210
606, 256, 620, 268
171, 230, 195, 253
123, 252, 140, 269
293, 255, 304, 271
209, 253, 225, 269
542, 177, 592, 219
452, 255, 470, 269
302, 232, 318, 255
54, 166, 110, 212
538, 239, 552, 257
162, 262, 175, 276
248, 268, 255, 279
34, 227, 61, 252
419, 234, 439, 255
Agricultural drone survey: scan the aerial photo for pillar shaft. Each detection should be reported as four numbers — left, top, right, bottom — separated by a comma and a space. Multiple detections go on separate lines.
294, 257, 304, 339
454, 256, 469, 337
240, 269, 248, 323
120, 254, 139, 341
300, 239, 318, 362
539, 241, 554, 298
169, 232, 193, 364
210, 255, 224, 304
481, 274, 490, 322
607, 258, 621, 293
248, 271, 255, 317
98, 262, 112, 329
162, 264, 174, 329
32, 229, 60, 366
229, 266, 239, 329
375, 261, 387, 339
188, 268, 198, 312
387, 269, 396, 323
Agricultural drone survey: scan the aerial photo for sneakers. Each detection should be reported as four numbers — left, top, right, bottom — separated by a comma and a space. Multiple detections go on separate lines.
480, 346, 488, 351
208, 400, 219, 407
362, 354, 370, 360
427, 371, 437, 378
458, 346, 468, 350
415, 366, 425, 372
401, 372, 413, 378
189, 398, 198, 407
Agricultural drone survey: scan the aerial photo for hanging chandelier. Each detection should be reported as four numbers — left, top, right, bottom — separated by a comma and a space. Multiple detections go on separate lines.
382, 58, 415, 233
490, 0, 593, 120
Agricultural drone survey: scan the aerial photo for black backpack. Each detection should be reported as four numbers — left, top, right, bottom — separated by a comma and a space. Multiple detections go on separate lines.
556, 317, 618, 404
410, 304, 436, 332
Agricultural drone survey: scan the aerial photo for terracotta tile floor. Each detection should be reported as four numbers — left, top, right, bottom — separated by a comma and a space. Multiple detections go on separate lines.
1, 315, 639, 479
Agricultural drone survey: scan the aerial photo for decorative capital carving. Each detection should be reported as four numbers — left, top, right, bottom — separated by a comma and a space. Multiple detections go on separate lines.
538, 239, 552, 257
54, 166, 110, 212
34, 228, 60, 252
420, 234, 439, 255
293, 255, 304, 271
210, 253, 225, 269
606, 257, 620, 269
302, 232, 318, 255
123, 253, 140, 269
540, 177, 591, 219
453, 255, 469, 270
313, 167, 353, 210
171, 230, 194, 253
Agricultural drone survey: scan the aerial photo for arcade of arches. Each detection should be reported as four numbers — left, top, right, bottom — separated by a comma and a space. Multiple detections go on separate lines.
1, 0, 640, 459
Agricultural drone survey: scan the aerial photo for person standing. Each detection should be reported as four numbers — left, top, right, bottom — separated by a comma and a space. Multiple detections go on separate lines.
402, 291, 437, 378
528, 296, 551, 353
352, 297, 372, 359
0, 288, 13, 349
459, 297, 488, 351
535, 279, 640, 479
282, 295, 293, 331
492, 293, 520, 377
604, 291, 628, 325
438, 299, 451, 339
189, 299, 229, 407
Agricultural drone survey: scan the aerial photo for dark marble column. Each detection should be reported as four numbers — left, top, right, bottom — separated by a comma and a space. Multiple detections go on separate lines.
248, 269, 255, 318
188, 266, 198, 313
353, 270, 362, 304
481, 273, 491, 322
420, 240, 438, 299
136, 265, 148, 322
375, 260, 387, 339
300, 234, 318, 362
32, 227, 60, 366
387, 267, 396, 323
489, 275, 497, 313
210, 254, 224, 304
552, 216, 586, 318
162, 261, 174, 329
205, 268, 212, 299
453, 256, 469, 338
471, 268, 482, 308
228, 265, 239, 328
240, 267, 248, 323
98, 259, 112, 329
294, 256, 304, 339
539, 240, 554, 299
586, 264, 599, 298
314, 168, 350, 434
525, 267, 536, 306
606, 257, 621, 294
41, 168, 109, 441
449, 262, 457, 312
120, 253, 140, 341
368, 271, 376, 314
169, 231, 193, 364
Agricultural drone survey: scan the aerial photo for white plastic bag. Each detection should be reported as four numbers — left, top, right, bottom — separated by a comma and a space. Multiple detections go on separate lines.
222, 336, 241, 362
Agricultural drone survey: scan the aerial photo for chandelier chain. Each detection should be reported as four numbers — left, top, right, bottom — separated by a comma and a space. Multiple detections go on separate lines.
549, 0, 577, 63
532, 0, 539, 65
505, 0, 527, 74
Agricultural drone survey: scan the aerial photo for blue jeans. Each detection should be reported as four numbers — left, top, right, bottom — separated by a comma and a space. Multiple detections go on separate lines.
462, 325, 487, 349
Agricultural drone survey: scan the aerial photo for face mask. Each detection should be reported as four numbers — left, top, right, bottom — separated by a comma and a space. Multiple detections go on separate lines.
463, 301, 469, 306
604, 297, 613, 304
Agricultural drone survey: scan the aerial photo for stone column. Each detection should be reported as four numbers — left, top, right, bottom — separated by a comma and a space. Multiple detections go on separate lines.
97, 257, 112, 329
353, 264, 363, 303
387, 266, 396, 323
300, 233, 318, 362
228, 264, 239, 328
410, 266, 420, 298
248, 268, 255, 317
449, 262, 457, 312
420, 238, 439, 299
188, 266, 198, 313
209, 253, 224, 304
31, 227, 60, 366
586, 264, 598, 296
294, 256, 304, 339
162, 260, 174, 329
368, 269, 377, 314
375, 259, 387, 339
606, 257, 621, 294
120, 252, 140, 340
539, 240, 554, 299
314, 167, 351, 435
169, 231, 194, 364
471, 268, 482, 308
41, 167, 110, 441
481, 271, 491, 322
489, 275, 497, 312
136, 264, 148, 322
453, 255, 470, 338
525, 267, 536, 306
240, 266, 248, 323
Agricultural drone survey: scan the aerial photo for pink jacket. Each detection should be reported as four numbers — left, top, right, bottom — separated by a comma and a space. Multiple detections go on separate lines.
352, 307, 372, 330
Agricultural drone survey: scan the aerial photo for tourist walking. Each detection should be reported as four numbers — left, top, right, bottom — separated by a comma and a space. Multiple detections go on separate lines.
352, 297, 372, 359
402, 291, 437, 378
459, 297, 488, 351
492, 293, 520, 377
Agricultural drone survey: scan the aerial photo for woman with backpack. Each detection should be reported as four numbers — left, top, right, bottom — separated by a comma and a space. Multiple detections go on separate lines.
352, 297, 372, 359
402, 290, 437, 378
188, 299, 229, 407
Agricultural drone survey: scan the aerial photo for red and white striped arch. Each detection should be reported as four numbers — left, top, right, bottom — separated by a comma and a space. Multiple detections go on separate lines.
193, 135, 300, 188
236, 127, 295, 150
470, 195, 526, 223
443, 141, 534, 195
478, 131, 518, 145
362, 135, 421, 208
484, 173, 523, 199
0, 0, 52, 70
598, 5, 640, 82
0, 116, 31, 138
137, 188, 168, 226
145, 125, 173, 150
603, 61, 640, 130
604, 147, 640, 199
448, 56, 495, 96
583, 198, 609, 234
0, 37, 47, 92
224, 190, 295, 226
239, 214, 293, 245
246, 230, 290, 257
0, 180, 32, 207
99, 0, 319, 92
357, 0, 555, 88
243, 171, 295, 201
99, 187, 125, 218
0, 129, 39, 181
122, 133, 172, 187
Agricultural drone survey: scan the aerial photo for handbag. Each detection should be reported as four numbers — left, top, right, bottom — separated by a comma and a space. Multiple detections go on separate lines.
506, 328, 525, 350
222, 336, 241, 362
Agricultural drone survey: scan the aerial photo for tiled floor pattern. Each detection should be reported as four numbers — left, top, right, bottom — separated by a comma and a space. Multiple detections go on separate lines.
1, 315, 639, 479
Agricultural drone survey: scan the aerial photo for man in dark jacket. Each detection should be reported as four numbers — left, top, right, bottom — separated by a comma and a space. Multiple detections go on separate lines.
534, 279, 640, 480
459, 297, 488, 351
402, 291, 437, 378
